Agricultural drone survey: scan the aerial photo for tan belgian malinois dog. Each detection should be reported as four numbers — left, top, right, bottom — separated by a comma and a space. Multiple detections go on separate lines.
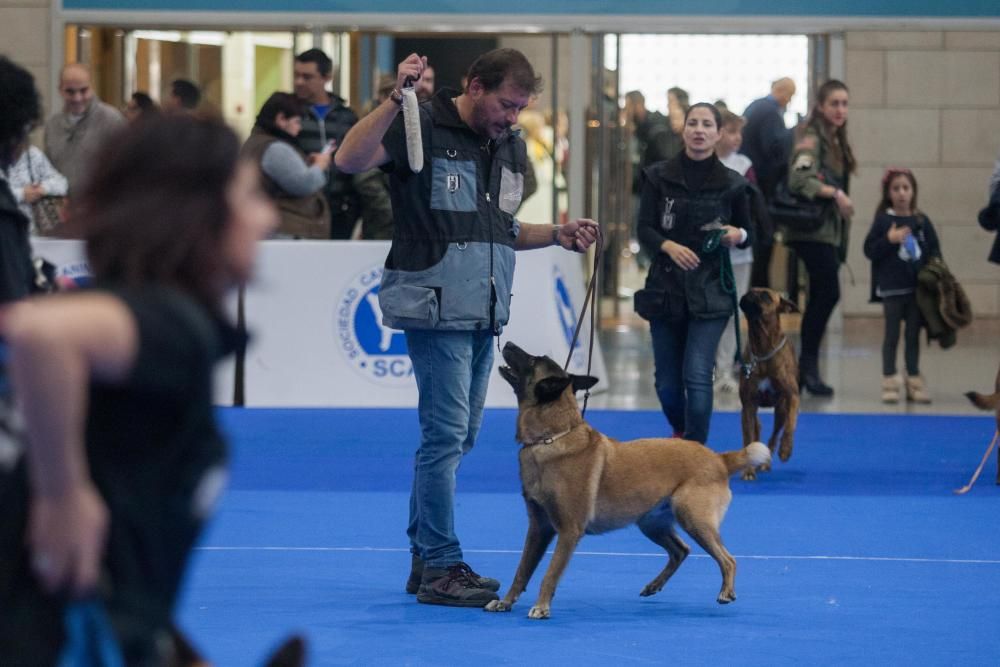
738, 288, 801, 481
485, 342, 770, 619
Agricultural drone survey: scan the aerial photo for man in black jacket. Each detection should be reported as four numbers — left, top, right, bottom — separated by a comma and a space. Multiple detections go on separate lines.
294, 48, 361, 239
742, 77, 796, 287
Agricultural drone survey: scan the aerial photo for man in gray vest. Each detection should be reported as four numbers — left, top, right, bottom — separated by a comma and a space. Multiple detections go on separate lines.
44, 63, 125, 194
337, 48, 598, 608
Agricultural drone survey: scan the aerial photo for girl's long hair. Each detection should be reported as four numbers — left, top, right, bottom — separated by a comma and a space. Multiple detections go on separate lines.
875, 168, 920, 218
806, 79, 857, 175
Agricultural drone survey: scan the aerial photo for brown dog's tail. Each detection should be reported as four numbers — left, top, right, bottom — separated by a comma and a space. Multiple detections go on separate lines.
965, 391, 1000, 411
720, 442, 771, 476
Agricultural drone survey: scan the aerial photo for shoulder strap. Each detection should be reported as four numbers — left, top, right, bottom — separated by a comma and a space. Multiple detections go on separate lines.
25, 148, 36, 182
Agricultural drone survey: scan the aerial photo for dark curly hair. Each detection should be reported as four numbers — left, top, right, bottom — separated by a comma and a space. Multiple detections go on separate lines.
465, 48, 542, 96
255, 92, 305, 132
68, 114, 241, 310
0, 56, 41, 167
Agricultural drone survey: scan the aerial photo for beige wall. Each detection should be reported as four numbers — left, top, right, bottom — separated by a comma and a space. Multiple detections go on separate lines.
843, 30, 1000, 317
0, 0, 53, 119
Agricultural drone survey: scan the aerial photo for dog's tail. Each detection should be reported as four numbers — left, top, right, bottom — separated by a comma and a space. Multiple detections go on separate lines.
965, 391, 1000, 411
720, 442, 771, 476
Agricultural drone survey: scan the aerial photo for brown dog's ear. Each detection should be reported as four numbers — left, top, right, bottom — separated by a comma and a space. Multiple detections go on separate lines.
571, 374, 599, 392
534, 376, 573, 403
779, 296, 800, 314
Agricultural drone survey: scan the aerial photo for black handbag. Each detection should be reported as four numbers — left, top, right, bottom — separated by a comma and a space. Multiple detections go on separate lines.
767, 179, 828, 233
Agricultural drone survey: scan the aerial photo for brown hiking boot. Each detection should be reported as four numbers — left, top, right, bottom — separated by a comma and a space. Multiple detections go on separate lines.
406, 554, 500, 594
416, 562, 500, 607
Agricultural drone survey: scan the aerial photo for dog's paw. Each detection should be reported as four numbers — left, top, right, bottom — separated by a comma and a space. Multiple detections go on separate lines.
639, 582, 663, 597
759, 460, 772, 473
484, 600, 511, 613
527, 605, 551, 620
778, 443, 793, 462
717, 590, 737, 604
741, 468, 757, 481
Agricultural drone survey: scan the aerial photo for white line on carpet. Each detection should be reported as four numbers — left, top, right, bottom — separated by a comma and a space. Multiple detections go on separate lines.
195, 546, 1000, 565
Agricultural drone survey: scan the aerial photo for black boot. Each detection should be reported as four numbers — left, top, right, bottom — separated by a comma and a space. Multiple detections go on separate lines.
799, 355, 834, 397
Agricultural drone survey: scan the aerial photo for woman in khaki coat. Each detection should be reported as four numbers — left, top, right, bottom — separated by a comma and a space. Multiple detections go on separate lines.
786, 79, 857, 396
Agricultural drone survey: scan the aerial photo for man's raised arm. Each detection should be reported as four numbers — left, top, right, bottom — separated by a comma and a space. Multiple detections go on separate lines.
336, 53, 425, 174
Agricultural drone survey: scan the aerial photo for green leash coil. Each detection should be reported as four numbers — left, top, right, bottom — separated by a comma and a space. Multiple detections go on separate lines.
701, 228, 748, 377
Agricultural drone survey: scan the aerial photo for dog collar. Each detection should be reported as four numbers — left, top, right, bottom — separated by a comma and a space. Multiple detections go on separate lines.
527, 428, 573, 446
743, 336, 788, 379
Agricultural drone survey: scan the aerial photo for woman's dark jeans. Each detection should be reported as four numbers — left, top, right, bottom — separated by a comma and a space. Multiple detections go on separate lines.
649, 315, 729, 444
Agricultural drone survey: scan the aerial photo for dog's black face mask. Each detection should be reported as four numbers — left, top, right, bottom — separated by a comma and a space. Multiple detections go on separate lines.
499, 342, 598, 405
740, 288, 798, 320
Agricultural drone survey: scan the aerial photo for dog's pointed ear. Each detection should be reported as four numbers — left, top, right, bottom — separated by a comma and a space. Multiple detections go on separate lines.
571, 374, 599, 392
779, 296, 800, 314
534, 376, 573, 403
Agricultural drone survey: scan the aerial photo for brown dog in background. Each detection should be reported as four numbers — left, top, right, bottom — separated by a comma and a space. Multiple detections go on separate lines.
965, 364, 1000, 485
485, 342, 770, 619
738, 288, 800, 481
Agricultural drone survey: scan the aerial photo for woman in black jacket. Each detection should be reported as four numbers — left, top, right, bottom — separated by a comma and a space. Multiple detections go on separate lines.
635, 102, 751, 444
0, 56, 41, 304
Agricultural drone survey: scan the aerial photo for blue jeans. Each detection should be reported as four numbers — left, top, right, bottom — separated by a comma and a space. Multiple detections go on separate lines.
649, 316, 728, 444
404, 329, 493, 568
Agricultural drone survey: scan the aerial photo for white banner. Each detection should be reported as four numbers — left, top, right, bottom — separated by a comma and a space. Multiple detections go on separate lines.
30, 239, 606, 407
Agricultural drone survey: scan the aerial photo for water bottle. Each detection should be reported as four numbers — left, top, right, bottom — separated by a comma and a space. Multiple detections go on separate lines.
902, 232, 919, 261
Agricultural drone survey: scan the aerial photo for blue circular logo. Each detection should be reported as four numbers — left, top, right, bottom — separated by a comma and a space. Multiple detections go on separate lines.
335, 265, 413, 385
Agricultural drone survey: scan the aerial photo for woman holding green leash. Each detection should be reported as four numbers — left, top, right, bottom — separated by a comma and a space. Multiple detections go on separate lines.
634, 102, 751, 444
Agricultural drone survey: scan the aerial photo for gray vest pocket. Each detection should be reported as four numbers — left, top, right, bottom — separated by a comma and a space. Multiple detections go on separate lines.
498, 166, 523, 214
379, 284, 439, 324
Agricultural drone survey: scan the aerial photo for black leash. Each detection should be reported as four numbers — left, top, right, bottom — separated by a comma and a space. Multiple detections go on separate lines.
563, 229, 604, 417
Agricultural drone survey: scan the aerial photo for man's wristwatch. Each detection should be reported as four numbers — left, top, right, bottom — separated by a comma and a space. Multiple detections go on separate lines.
552, 225, 561, 247
389, 88, 404, 106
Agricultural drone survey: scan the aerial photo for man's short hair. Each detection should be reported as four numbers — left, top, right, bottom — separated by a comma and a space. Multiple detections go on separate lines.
59, 62, 91, 85
295, 48, 333, 77
171, 79, 201, 109
465, 48, 542, 96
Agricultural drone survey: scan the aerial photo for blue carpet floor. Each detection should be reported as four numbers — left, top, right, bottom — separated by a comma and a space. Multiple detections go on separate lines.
177, 408, 1000, 665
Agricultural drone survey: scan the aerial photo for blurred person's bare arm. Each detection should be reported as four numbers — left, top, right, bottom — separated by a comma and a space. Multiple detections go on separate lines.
3, 294, 138, 595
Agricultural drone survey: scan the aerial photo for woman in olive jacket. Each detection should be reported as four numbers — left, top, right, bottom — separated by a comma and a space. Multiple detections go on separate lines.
635, 102, 751, 444
786, 79, 857, 396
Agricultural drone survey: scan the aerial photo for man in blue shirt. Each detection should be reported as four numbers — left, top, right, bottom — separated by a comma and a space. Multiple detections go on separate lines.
294, 48, 361, 239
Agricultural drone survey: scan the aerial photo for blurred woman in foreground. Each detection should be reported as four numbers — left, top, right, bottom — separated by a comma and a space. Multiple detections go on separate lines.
0, 114, 280, 664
